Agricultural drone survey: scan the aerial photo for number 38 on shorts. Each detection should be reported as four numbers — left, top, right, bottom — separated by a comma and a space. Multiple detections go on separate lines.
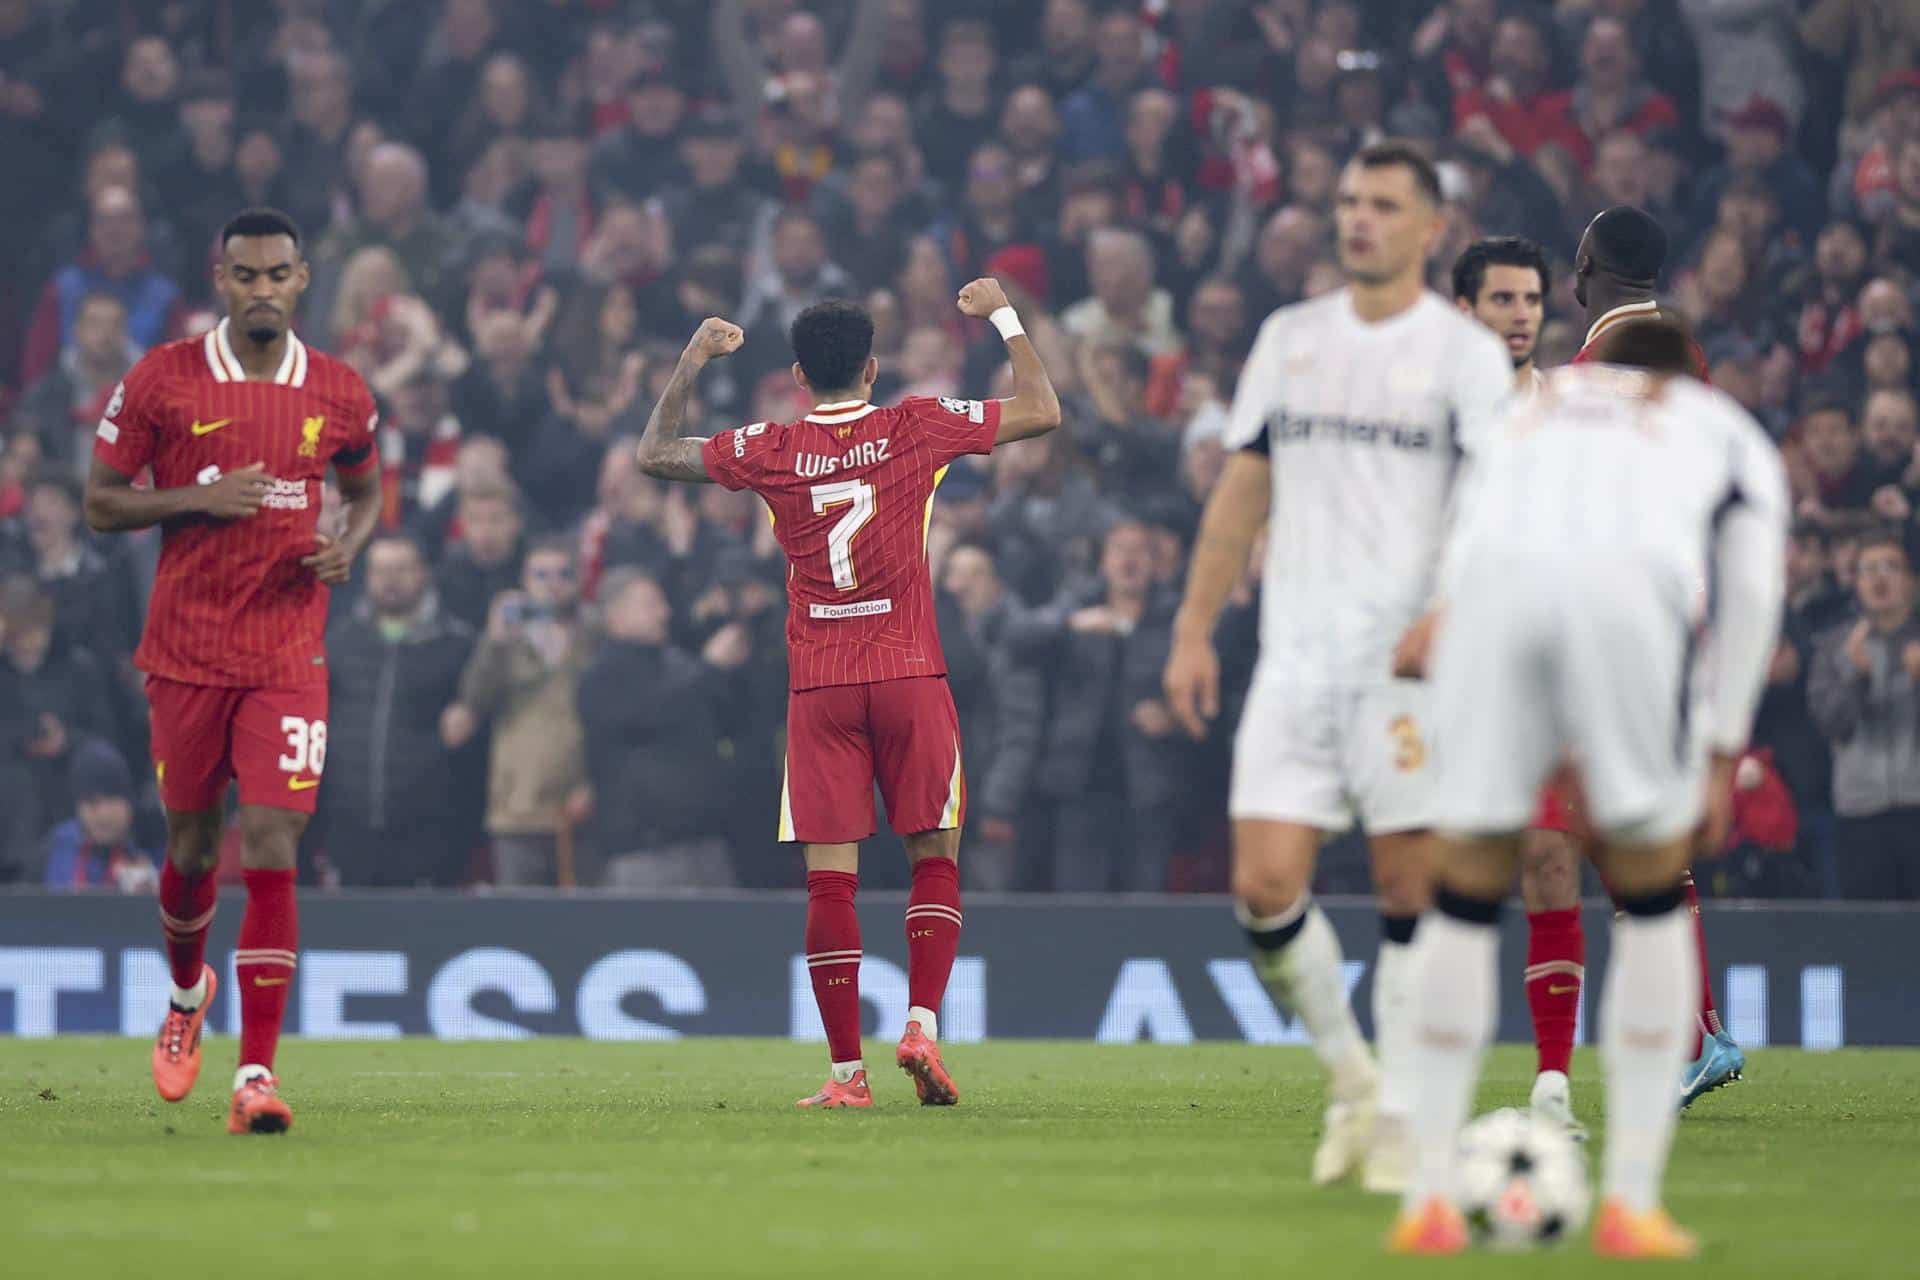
145, 676, 332, 815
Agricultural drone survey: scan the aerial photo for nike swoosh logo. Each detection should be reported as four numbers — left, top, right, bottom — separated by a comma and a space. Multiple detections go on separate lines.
287, 778, 319, 791
252, 977, 289, 987
190, 418, 233, 436
1548, 984, 1579, 995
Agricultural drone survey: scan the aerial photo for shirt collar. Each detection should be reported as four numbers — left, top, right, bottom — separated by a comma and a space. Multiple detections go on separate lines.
204, 318, 308, 386
1584, 299, 1661, 348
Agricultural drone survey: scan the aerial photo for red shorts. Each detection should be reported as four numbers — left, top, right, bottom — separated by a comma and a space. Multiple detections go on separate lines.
146, 676, 329, 815
780, 676, 965, 844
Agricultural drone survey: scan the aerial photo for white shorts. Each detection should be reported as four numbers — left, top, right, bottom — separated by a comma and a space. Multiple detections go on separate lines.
1431, 548, 1706, 844
1229, 671, 1436, 834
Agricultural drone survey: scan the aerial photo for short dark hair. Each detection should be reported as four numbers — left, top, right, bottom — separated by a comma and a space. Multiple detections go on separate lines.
790, 299, 874, 392
1857, 528, 1910, 566
368, 530, 428, 563
1353, 139, 1442, 206
221, 207, 302, 253
1591, 317, 1698, 375
1586, 205, 1668, 283
1452, 236, 1552, 304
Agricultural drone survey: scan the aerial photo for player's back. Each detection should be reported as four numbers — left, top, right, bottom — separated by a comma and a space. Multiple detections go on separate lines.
1225, 288, 1513, 681
701, 394, 1000, 690
1450, 365, 1779, 599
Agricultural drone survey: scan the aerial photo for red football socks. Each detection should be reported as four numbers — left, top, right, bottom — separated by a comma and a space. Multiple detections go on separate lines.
1524, 908, 1585, 1076
905, 856, 963, 1018
158, 859, 218, 991
1684, 870, 1723, 1054
805, 870, 863, 1065
235, 868, 298, 1070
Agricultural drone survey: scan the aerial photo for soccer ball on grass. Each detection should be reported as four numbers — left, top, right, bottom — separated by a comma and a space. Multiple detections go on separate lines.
1456, 1107, 1591, 1250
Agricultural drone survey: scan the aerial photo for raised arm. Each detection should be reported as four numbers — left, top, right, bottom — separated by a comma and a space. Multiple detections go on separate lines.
957, 278, 1062, 445
84, 456, 273, 532
636, 318, 744, 484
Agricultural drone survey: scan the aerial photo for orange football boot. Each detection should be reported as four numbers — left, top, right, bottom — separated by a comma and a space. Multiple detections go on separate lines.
1386, 1196, 1470, 1256
896, 1022, 959, 1106
152, 966, 218, 1102
228, 1073, 295, 1135
1592, 1197, 1698, 1260
795, 1069, 873, 1109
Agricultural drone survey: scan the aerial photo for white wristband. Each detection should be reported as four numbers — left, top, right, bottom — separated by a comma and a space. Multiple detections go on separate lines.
988, 306, 1025, 341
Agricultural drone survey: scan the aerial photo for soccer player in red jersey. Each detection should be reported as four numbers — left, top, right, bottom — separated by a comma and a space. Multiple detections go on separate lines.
84, 208, 383, 1134
636, 278, 1060, 1107
1452, 236, 1586, 1136
1569, 206, 1742, 1106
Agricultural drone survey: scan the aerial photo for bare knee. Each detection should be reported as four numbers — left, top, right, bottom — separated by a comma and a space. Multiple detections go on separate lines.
905, 828, 960, 866
1231, 822, 1315, 914
239, 807, 306, 871
1519, 831, 1581, 911
1369, 832, 1435, 915
164, 811, 224, 877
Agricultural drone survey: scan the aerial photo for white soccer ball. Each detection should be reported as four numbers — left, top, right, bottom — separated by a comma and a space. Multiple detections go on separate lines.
1457, 1107, 1591, 1250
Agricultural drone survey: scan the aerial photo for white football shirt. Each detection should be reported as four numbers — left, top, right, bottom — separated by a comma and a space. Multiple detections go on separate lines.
1223, 288, 1514, 684
1440, 363, 1789, 752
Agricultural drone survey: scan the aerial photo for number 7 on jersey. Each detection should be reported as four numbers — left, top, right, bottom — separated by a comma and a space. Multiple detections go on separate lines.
812, 479, 876, 591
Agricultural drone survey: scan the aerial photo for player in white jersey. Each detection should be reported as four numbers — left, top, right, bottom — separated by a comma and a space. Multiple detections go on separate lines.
1450, 235, 1590, 1138
1163, 142, 1512, 1192
1389, 321, 1788, 1259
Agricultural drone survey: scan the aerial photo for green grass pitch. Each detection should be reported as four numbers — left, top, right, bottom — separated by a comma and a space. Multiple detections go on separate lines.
3, 1039, 1916, 1278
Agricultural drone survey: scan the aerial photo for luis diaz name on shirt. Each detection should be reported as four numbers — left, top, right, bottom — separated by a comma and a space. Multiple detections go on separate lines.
794, 437, 893, 479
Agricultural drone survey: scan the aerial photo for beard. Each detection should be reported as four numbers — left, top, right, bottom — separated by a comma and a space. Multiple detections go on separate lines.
245, 324, 279, 345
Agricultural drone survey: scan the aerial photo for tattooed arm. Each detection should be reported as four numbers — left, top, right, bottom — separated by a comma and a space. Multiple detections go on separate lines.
636, 317, 744, 483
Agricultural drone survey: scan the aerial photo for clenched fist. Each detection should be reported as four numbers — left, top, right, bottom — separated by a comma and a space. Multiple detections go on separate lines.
685, 317, 744, 366
956, 277, 1010, 318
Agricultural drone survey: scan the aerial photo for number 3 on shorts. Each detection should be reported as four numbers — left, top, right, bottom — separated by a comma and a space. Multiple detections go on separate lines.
278, 716, 328, 777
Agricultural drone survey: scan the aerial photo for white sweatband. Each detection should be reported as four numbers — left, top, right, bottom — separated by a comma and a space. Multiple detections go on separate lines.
988, 306, 1025, 341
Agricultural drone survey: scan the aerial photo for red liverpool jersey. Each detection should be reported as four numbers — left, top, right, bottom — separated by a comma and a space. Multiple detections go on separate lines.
93, 319, 378, 688
1573, 300, 1710, 379
702, 394, 1001, 690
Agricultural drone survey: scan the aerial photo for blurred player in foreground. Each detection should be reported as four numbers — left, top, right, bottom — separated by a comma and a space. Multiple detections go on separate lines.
85, 208, 382, 1133
1164, 142, 1512, 1192
1389, 320, 1787, 1258
636, 281, 1059, 1107
1452, 236, 1586, 1136
1575, 207, 1747, 1106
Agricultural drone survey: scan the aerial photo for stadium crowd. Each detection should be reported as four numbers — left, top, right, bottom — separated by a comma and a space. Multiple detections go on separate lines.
1, 0, 1918, 899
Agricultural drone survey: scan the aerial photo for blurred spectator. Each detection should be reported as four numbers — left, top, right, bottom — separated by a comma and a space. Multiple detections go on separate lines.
437, 482, 528, 631
1800, 0, 1920, 123
451, 536, 591, 887
1561, 14, 1681, 168
1012, 0, 1099, 100
1810, 532, 1920, 899
1692, 97, 1824, 246
1798, 393, 1879, 514
1061, 227, 1182, 357
41, 738, 156, 893
1680, 0, 1804, 138
987, 520, 1187, 891
0, 476, 139, 667
0, 576, 114, 876
523, 120, 595, 276
941, 540, 1017, 889
17, 293, 139, 481
280, 48, 357, 235
736, 209, 856, 381
1451, 12, 1587, 178
1061, 8, 1156, 165
663, 108, 773, 262
322, 533, 479, 887
21, 185, 184, 386
590, 68, 689, 203
1791, 220, 1872, 376
317, 143, 465, 319
916, 17, 1002, 190
578, 569, 744, 889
